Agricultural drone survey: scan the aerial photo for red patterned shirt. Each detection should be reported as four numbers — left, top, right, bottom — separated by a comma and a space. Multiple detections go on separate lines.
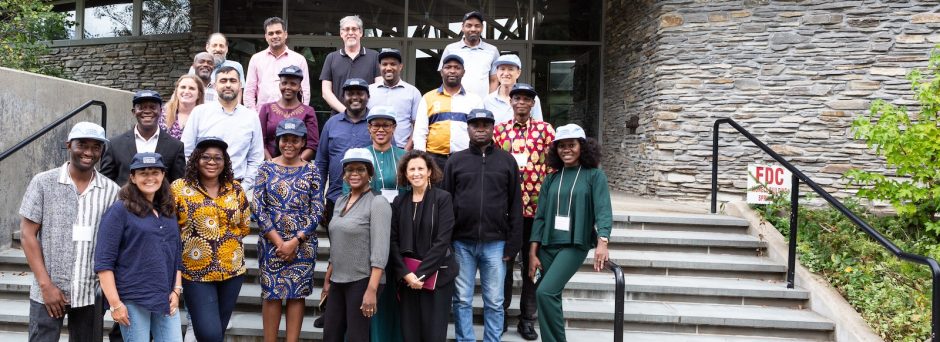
494, 118, 555, 218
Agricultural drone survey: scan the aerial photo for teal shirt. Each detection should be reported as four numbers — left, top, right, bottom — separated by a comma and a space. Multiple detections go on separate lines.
531, 166, 613, 250
342, 145, 406, 195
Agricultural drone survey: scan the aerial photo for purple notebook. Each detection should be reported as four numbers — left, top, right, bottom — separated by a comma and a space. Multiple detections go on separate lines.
403, 257, 439, 290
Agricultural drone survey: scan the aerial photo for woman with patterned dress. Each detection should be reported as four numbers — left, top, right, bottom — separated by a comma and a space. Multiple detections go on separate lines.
171, 137, 250, 342
160, 74, 205, 139
252, 118, 324, 342
259, 65, 320, 161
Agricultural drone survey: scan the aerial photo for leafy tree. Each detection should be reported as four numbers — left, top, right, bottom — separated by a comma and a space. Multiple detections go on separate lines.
0, 0, 71, 77
847, 47, 940, 237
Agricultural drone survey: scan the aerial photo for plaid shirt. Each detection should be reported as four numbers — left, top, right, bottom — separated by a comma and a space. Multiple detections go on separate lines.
493, 119, 555, 218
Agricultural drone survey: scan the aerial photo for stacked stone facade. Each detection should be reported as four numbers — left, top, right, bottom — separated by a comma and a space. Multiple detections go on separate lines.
40, 0, 214, 98
604, 0, 940, 202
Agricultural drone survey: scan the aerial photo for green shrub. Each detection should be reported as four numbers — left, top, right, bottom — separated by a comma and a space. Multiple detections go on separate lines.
846, 47, 940, 237
755, 197, 933, 341
0, 0, 72, 77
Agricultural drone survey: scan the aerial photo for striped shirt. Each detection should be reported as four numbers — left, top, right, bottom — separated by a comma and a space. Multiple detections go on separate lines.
412, 86, 484, 155
19, 163, 120, 307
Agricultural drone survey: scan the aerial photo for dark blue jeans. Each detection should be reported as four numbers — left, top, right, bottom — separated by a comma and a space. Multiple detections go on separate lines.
182, 275, 244, 342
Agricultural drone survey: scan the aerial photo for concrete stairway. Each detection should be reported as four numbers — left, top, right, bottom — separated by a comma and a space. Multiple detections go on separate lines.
0, 210, 836, 341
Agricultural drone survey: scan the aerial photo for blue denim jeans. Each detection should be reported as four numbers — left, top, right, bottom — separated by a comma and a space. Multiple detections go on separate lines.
452, 240, 506, 342
118, 302, 182, 342
182, 276, 244, 342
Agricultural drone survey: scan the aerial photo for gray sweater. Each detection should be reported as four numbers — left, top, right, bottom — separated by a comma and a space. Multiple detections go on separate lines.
328, 191, 392, 283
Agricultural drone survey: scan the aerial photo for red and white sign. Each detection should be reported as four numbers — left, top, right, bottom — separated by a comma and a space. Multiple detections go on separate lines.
746, 164, 793, 204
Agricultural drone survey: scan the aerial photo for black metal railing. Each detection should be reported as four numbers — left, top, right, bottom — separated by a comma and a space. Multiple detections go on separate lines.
710, 117, 940, 340
607, 260, 624, 342
0, 100, 107, 163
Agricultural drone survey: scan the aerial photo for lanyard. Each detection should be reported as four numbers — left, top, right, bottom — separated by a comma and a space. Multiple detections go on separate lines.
555, 166, 582, 217
370, 146, 398, 190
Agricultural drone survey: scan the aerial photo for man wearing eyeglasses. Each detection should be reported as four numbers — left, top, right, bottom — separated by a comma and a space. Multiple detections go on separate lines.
320, 15, 382, 114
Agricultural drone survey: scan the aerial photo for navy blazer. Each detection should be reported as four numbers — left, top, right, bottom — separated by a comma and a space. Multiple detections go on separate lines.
99, 128, 186, 186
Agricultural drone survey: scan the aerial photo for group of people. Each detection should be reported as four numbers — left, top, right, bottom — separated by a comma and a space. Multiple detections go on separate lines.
19, 10, 614, 342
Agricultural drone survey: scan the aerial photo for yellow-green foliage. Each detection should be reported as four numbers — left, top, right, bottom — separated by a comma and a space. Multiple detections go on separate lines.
0, 0, 71, 77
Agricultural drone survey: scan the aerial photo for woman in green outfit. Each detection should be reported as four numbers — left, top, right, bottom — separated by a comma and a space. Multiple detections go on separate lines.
365, 106, 405, 342
528, 124, 612, 342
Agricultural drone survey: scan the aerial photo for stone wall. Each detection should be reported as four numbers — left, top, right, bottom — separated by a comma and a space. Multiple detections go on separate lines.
604, 0, 940, 202
39, 0, 214, 98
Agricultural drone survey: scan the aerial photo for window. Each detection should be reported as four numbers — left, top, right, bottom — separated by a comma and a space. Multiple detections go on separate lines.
84, 0, 133, 38
52, 0, 191, 40
143, 0, 191, 35
219, 0, 282, 35
408, 0, 528, 40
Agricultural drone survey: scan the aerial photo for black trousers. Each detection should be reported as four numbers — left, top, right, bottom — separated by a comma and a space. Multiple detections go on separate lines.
399, 279, 456, 342
428, 153, 449, 184
504, 217, 537, 322
323, 278, 382, 342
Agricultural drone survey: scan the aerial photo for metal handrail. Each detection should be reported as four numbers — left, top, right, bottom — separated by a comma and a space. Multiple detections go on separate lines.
710, 117, 940, 340
0, 100, 107, 163
607, 260, 624, 342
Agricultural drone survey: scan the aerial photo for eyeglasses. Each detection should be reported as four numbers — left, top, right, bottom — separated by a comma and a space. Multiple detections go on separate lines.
369, 124, 394, 131
341, 27, 361, 32
199, 155, 224, 164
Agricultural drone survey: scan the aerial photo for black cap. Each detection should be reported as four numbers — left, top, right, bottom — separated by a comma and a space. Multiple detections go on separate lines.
195, 136, 228, 150
463, 11, 484, 22
466, 108, 495, 124
133, 90, 163, 105
509, 83, 537, 98
275, 117, 306, 137
441, 54, 464, 66
378, 48, 402, 62
342, 78, 370, 93
278, 65, 304, 79
129, 152, 166, 171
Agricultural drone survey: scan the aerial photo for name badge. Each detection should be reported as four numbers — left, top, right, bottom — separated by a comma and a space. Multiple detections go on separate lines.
512, 153, 529, 168
554, 216, 570, 231
381, 189, 398, 203
72, 225, 94, 242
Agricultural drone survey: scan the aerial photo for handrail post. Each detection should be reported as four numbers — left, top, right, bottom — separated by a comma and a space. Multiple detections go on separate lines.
711, 120, 720, 214
100, 102, 107, 131
787, 174, 799, 289
608, 261, 624, 342
930, 259, 940, 341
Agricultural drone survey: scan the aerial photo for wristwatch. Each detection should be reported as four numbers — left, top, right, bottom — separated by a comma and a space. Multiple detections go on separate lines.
599, 237, 609, 244
174, 286, 184, 294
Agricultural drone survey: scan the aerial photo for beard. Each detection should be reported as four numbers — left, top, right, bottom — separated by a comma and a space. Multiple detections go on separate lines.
213, 55, 225, 66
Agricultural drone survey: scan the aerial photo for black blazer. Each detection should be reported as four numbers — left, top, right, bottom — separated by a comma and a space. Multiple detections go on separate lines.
99, 128, 186, 186
389, 187, 459, 287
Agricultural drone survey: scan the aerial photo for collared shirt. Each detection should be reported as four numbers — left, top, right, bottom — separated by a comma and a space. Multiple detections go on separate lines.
319, 47, 380, 112
412, 86, 483, 155
483, 91, 545, 124
204, 87, 217, 103
19, 163, 120, 307
171, 179, 250, 282
438, 39, 499, 99
368, 80, 422, 148
94, 200, 182, 314
180, 102, 265, 196
494, 119, 556, 217
245, 47, 311, 109
315, 112, 371, 201
134, 125, 159, 153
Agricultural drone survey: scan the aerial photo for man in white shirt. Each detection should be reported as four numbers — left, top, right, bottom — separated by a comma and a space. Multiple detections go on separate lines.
438, 11, 500, 100
368, 48, 422, 150
181, 66, 265, 198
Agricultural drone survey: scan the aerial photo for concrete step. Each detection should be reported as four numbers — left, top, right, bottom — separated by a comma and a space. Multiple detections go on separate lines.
612, 229, 765, 256
595, 250, 786, 280
615, 212, 750, 234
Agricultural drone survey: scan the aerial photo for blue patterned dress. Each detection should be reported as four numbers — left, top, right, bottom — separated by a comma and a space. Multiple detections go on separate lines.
252, 161, 324, 299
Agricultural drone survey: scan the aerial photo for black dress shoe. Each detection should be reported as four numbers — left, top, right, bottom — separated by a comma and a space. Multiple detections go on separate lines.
313, 315, 325, 328
517, 320, 538, 340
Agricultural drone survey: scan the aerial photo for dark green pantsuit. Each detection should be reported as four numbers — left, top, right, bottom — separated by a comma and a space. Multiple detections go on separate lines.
535, 245, 589, 342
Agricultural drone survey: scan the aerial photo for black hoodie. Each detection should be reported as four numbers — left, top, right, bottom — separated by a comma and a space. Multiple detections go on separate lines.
443, 143, 524, 258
